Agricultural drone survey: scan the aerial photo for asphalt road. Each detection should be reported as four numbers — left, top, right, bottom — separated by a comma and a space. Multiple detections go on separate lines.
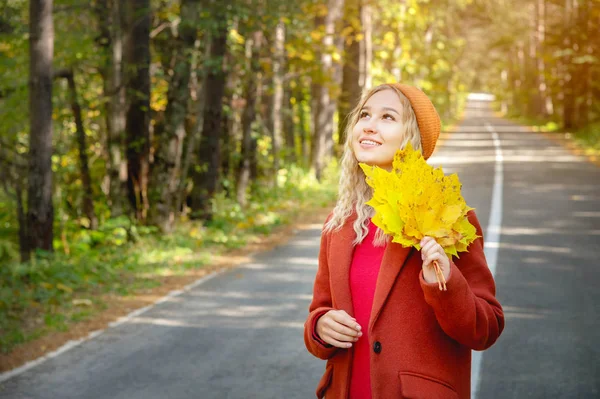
1, 99, 599, 398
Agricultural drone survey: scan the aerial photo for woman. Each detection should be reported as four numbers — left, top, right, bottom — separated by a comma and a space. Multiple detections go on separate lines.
303, 83, 504, 399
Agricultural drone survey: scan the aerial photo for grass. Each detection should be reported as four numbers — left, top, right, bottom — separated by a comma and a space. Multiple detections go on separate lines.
0, 162, 339, 354
503, 112, 600, 157
570, 122, 600, 156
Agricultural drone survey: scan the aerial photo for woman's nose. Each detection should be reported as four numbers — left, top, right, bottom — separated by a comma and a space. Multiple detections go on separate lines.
363, 119, 376, 133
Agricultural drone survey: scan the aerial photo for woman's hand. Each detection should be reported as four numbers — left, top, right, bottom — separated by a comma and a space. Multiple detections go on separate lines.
316, 310, 362, 348
420, 236, 450, 285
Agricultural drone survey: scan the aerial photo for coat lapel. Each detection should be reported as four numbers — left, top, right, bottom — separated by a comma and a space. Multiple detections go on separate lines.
328, 212, 358, 317
369, 242, 413, 333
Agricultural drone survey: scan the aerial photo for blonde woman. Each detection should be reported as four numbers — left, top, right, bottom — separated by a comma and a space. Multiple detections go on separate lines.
303, 83, 504, 399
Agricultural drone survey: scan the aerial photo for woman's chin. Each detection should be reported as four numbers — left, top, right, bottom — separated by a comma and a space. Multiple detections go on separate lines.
358, 159, 382, 168
357, 158, 392, 171
356, 153, 377, 164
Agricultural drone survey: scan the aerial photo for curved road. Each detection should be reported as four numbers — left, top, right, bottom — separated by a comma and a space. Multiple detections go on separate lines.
1, 98, 599, 398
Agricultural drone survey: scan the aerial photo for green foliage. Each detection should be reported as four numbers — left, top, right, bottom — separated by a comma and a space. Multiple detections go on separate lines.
0, 162, 338, 353
4, 0, 596, 361
0, 198, 19, 263
573, 123, 600, 153
505, 114, 600, 155
368, 0, 474, 119
479, 0, 599, 131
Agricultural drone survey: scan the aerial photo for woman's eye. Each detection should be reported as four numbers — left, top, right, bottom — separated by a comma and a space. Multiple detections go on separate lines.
383, 113, 395, 121
359, 111, 370, 119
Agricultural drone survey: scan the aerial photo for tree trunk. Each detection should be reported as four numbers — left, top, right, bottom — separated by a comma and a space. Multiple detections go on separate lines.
176, 35, 209, 215
26, 0, 55, 259
271, 18, 285, 185
536, 0, 551, 117
0, 157, 29, 262
391, 1, 406, 82
575, 0, 592, 128
562, 0, 575, 130
360, 1, 372, 90
152, 0, 199, 232
528, 1, 543, 118
55, 69, 98, 230
220, 39, 236, 195
108, 0, 128, 216
94, 0, 127, 217
510, 45, 521, 113
310, 0, 345, 181
500, 68, 508, 115
236, 30, 262, 208
338, 0, 362, 147
283, 83, 295, 163
416, 23, 434, 87
517, 43, 526, 116
296, 82, 309, 167
16, 179, 28, 263
220, 98, 232, 185
190, 11, 228, 220
589, 3, 600, 119
220, 26, 236, 188
95, 0, 128, 216
124, 0, 151, 220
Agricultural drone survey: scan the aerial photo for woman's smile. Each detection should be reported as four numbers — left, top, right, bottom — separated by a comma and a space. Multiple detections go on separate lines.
359, 139, 382, 149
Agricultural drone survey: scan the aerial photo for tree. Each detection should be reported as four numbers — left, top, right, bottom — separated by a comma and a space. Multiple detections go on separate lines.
152, 0, 200, 232
95, 0, 128, 216
26, 0, 55, 259
3, 0, 596, 267
270, 17, 285, 185
310, 0, 345, 181
338, 0, 362, 147
54, 68, 98, 230
190, 1, 229, 220
124, 0, 151, 220
0, 139, 28, 262
236, 29, 263, 207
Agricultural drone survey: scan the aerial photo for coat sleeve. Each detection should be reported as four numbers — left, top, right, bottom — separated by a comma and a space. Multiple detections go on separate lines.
304, 213, 340, 360
419, 210, 505, 351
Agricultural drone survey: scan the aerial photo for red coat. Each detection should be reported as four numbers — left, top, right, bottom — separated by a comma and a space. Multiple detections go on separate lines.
304, 210, 504, 399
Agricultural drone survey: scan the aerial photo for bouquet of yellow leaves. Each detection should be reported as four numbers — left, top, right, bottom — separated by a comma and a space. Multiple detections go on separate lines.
358, 142, 479, 291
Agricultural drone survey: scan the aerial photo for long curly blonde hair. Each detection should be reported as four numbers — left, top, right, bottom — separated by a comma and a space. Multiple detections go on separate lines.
324, 83, 423, 247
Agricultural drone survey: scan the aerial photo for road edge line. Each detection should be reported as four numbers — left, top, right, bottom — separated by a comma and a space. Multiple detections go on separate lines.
0, 271, 222, 384
471, 122, 504, 398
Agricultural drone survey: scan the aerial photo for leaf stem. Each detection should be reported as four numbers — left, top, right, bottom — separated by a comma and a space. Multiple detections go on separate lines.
432, 260, 447, 291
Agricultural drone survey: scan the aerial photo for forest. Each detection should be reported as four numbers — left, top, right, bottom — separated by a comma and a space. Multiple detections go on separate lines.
0, 0, 598, 361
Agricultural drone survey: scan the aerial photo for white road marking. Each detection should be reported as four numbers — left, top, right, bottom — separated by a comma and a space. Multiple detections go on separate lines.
0, 271, 221, 383
471, 122, 504, 398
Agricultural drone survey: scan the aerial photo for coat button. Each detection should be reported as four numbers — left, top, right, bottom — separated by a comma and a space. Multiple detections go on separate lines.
373, 341, 382, 354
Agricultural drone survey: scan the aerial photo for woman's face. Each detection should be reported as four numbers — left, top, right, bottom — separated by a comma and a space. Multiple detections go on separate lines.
352, 89, 405, 171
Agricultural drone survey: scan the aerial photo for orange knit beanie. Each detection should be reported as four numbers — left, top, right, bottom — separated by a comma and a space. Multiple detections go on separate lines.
391, 83, 441, 160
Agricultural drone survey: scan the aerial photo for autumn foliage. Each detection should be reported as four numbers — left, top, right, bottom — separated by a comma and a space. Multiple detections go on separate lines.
359, 143, 479, 289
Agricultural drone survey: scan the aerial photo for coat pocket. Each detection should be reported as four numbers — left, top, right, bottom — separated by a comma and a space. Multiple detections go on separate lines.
316, 362, 334, 399
398, 372, 459, 399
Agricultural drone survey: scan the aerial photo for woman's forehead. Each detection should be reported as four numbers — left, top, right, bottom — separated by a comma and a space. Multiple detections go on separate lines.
363, 89, 402, 113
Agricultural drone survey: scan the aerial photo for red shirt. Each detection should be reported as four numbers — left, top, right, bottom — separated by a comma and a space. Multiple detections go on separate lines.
349, 219, 386, 398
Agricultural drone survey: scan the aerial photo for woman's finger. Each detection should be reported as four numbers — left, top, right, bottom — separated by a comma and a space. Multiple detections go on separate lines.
427, 241, 445, 256
326, 328, 360, 343
330, 310, 361, 332
423, 251, 442, 268
323, 336, 354, 349
421, 239, 438, 257
420, 236, 434, 249
328, 321, 362, 338
322, 316, 361, 338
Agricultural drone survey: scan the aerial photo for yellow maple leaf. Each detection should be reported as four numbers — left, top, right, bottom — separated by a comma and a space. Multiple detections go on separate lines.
359, 142, 479, 260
